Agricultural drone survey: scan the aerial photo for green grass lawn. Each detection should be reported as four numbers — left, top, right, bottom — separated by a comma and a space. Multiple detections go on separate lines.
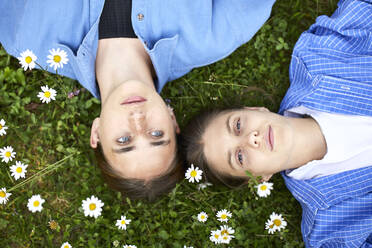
0, 1, 337, 247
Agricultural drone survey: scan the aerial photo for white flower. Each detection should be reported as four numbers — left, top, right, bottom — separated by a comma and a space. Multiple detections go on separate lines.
197, 182, 212, 190
17, 49, 37, 71
27, 194, 45, 213
197, 211, 208, 223
115, 215, 131, 230
220, 233, 234, 244
0, 119, 8, 136
37, 85, 57, 104
82, 195, 104, 218
183, 246, 193, 248
0, 146, 16, 163
0, 187, 12, 204
256, 182, 273, 198
185, 164, 203, 183
47, 48, 69, 71
216, 209, 232, 222
265, 212, 287, 234
209, 230, 222, 244
122, 245, 137, 248
112, 240, 120, 247
10, 161, 28, 180
220, 225, 235, 236
61, 242, 72, 248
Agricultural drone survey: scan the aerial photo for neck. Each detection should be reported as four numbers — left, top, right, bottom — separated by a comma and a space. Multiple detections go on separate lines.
284, 116, 327, 170
95, 38, 156, 104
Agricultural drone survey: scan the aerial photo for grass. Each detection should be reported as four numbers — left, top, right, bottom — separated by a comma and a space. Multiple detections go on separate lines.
0, 1, 337, 247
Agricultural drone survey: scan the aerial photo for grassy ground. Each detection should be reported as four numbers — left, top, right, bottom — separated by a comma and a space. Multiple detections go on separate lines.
0, 1, 337, 247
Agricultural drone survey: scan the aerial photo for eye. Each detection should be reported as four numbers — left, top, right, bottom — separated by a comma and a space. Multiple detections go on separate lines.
235, 118, 241, 135
236, 149, 243, 166
150, 130, 164, 138
117, 136, 131, 144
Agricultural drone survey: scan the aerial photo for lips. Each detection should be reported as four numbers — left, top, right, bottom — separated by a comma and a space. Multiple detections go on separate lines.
121, 96, 147, 105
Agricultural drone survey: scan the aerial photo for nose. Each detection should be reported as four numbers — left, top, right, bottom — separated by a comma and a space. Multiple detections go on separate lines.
243, 130, 260, 148
129, 111, 146, 133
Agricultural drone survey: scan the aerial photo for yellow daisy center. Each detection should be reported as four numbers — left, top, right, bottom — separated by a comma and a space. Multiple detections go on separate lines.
190, 170, 197, 177
221, 230, 228, 235
0, 124, 2, 129
223, 236, 228, 240
260, 185, 267, 190
5, 151, 11, 158
0, 190, 5, 198
44, 91, 51, 98
53, 55, 61, 63
89, 203, 96, 211
273, 219, 282, 226
16, 167, 22, 173
269, 223, 274, 229
25, 56, 32, 64
221, 214, 227, 219
33, 200, 40, 207
201, 215, 205, 219
214, 234, 219, 239
121, 220, 126, 225
64, 245, 69, 248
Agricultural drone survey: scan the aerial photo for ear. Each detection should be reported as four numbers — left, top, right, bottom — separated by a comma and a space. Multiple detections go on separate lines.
90, 117, 100, 148
168, 106, 180, 134
244, 106, 270, 112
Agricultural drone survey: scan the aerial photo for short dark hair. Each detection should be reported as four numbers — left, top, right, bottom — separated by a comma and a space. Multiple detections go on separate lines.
182, 108, 248, 188
95, 139, 185, 202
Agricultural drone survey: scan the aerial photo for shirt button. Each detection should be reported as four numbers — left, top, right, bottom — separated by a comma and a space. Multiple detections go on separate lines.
137, 13, 144, 21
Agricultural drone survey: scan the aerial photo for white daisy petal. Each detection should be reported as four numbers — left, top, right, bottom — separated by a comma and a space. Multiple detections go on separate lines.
220, 225, 235, 236
216, 209, 232, 223
0, 146, 16, 163
185, 164, 203, 183
60, 242, 72, 248
27, 194, 45, 213
197, 211, 208, 223
37, 85, 57, 104
17, 49, 37, 71
115, 215, 131, 230
0, 187, 12, 204
10, 161, 28, 180
210, 230, 222, 244
0, 119, 8, 136
122, 245, 137, 248
255, 182, 274, 198
46, 48, 69, 71
82, 195, 104, 218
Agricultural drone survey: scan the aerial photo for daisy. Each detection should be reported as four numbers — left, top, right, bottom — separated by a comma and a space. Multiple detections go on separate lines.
221, 233, 234, 244
185, 164, 203, 183
220, 225, 235, 236
115, 215, 131, 230
27, 194, 45, 213
37, 85, 57, 104
269, 212, 287, 232
197, 211, 208, 223
122, 245, 137, 248
265, 219, 276, 234
256, 182, 274, 198
0, 146, 16, 163
10, 161, 28, 180
112, 240, 120, 247
183, 246, 193, 248
47, 48, 69, 71
48, 220, 59, 230
216, 209, 232, 222
197, 182, 212, 190
0, 119, 8, 136
0, 187, 12, 204
17, 49, 37, 71
209, 230, 222, 244
61, 242, 72, 248
82, 195, 104, 218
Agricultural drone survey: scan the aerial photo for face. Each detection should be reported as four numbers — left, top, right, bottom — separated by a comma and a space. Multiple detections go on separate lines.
90, 80, 180, 181
202, 107, 294, 181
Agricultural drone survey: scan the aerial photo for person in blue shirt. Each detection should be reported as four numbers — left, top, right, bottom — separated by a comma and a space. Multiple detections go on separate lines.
183, 0, 372, 246
0, 0, 276, 201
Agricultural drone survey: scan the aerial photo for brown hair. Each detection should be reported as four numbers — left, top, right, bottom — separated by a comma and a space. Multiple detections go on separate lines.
182, 108, 248, 188
95, 139, 185, 202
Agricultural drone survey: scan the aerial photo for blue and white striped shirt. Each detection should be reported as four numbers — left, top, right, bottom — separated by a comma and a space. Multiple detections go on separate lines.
279, 0, 372, 247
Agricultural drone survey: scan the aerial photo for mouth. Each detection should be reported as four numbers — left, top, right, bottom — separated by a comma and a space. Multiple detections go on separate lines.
121, 96, 147, 105
268, 125, 274, 151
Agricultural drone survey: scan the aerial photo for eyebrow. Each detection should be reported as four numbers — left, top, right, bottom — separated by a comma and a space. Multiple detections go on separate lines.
227, 150, 235, 170
112, 139, 171, 154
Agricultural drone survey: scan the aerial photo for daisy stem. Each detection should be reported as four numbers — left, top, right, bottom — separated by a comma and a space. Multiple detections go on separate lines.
8, 153, 77, 192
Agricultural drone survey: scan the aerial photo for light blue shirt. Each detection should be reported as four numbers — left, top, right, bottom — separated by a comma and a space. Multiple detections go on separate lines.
0, 0, 276, 99
280, 0, 372, 247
